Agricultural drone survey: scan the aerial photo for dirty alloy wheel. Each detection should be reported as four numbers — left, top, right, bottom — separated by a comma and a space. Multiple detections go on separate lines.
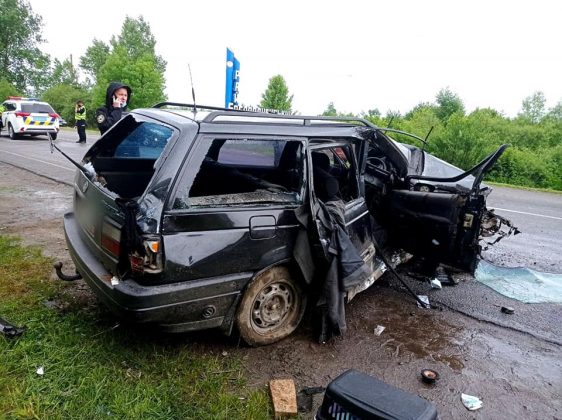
8, 124, 17, 140
236, 266, 307, 346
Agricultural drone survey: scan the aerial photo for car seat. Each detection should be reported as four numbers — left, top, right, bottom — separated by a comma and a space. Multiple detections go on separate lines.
312, 152, 340, 201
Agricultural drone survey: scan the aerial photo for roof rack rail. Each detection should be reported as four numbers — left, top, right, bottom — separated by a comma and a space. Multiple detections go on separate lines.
152, 102, 226, 112
203, 111, 377, 127
152, 101, 384, 129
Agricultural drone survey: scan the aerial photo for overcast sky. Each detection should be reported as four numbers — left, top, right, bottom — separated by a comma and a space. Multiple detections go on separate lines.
30, 0, 562, 117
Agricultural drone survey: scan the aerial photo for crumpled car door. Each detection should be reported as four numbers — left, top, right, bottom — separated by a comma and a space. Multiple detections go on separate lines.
366, 136, 509, 273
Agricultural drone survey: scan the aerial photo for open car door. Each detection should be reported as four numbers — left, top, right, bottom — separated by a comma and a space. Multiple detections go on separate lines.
366, 139, 508, 273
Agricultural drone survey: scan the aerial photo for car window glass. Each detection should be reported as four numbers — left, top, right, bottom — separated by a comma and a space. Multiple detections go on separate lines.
173, 138, 303, 208
114, 123, 174, 159
21, 103, 54, 113
91, 115, 174, 160
218, 140, 277, 167
5, 103, 16, 111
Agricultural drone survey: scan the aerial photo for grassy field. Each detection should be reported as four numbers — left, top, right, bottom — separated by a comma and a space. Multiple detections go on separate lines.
0, 236, 270, 419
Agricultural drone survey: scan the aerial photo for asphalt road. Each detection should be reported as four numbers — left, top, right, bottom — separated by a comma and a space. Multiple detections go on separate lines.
0, 128, 99, 186
1, 129, 560, 274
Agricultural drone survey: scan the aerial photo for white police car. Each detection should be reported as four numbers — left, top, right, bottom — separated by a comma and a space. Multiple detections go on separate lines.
0, 97, 60, 140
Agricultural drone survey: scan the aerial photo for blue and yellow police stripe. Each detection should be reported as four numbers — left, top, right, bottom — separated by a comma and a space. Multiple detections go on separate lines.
23, 117, 56, 126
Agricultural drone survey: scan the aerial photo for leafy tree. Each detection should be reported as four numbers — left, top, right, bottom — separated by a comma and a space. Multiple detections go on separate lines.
85, 17, 167, 110
0, 0, 51, 94
435, 87, 465, 122
0, 79, 21, 99
50, 58, 80, 88
519, 91, 546, 123
92, 46, 166, 109
399, 106, 442, 147
546, 100, 562, 121
404, 102, 437, 120
260, 75, 293, 111
322, 102, 337, 116
110, 16, 166, 74
79, 39, 111, 85
546, 101, 562, 122
41, 84, 91, 125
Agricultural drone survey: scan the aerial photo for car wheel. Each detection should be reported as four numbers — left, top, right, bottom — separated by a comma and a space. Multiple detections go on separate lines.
49, 133, 57, 141
8, 124, 17, 140
236, 265, 307, 346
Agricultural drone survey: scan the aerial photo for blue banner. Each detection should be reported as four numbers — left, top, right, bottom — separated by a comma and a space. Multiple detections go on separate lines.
225, 48, 240, 108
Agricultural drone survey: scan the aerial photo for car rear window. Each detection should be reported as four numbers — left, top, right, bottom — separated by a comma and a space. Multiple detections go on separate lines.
114, 122, 174, 159
21, 103, 55, 114
217, 139, 282, 167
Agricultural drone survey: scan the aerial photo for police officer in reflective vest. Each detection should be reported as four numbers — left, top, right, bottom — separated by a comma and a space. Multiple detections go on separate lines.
75, 100, 87, 143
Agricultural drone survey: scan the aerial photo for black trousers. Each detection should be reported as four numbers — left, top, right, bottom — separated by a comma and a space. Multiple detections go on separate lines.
76, 121, 86, 142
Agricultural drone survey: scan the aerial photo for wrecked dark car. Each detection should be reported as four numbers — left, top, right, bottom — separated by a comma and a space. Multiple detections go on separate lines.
58, 103, 511, 346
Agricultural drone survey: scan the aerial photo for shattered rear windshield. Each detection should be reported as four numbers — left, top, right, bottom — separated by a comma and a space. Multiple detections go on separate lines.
92, 115, 175, 160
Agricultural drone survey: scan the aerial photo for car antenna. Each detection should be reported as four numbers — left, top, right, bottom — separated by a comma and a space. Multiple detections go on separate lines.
423, 126, 434, 151
387, 116, 394, 129
188, 64, 197, 114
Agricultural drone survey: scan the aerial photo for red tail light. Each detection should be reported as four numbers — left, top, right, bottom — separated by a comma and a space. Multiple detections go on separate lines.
129, 238, 163, 275
49, 113, 59, 118
101, 221, 121, 257
15, 112, 30, 117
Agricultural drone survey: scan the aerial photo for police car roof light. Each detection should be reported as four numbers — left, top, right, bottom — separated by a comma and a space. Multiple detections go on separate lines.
7, 96, 39, 101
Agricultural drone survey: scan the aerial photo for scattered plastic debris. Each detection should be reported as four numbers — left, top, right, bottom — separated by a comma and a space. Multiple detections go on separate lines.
0, 317, 26, 338
110, 276, 120, 286
417, 295, 430, 309
221, 351, 228, 356
374, 325, 385, 336
461, 393, 483, 411
430, 279, 442, 289
501, 306, 515, 314
435, 266, 458, 286
36, 366, 44, 376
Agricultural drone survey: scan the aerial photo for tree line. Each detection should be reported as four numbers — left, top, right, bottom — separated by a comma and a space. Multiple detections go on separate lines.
322, 89, 562, 191
0, 0, 166, 127
1, 0, 560, 191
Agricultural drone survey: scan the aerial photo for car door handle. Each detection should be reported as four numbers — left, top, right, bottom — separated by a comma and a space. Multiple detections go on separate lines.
250, 215, 277, 240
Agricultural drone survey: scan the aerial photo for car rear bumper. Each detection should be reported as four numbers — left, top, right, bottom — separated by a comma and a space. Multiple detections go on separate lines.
63, 212, 249, 333
20, 126, 58, 133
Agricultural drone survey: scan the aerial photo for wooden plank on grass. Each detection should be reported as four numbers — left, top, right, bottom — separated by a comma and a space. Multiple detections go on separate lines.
269, 378, 297, 418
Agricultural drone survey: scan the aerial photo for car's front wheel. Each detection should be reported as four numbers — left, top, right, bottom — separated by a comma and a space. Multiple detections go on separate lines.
8, 123, 17, 140
236, 265, 307, 346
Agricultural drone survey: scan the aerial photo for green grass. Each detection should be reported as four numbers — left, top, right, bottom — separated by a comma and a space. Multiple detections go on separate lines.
0, 236, 270, 419
486, 181, 562, 195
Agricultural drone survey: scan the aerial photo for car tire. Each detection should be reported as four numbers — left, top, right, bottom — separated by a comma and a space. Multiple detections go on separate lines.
8, 123, 17, 140
49, 133, 57, 141
236, 265, 307, 346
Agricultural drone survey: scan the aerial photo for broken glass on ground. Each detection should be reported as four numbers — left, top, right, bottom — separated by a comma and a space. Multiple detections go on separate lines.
475, 260, 562, 303
461, 393, 483, 411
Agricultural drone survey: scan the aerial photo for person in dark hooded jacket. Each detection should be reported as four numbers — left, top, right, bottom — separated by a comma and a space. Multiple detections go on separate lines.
95, 81, 132, 134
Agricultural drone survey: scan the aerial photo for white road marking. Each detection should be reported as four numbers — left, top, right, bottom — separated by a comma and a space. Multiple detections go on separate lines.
0, 150, 74, 171
493, 207, 562, 221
